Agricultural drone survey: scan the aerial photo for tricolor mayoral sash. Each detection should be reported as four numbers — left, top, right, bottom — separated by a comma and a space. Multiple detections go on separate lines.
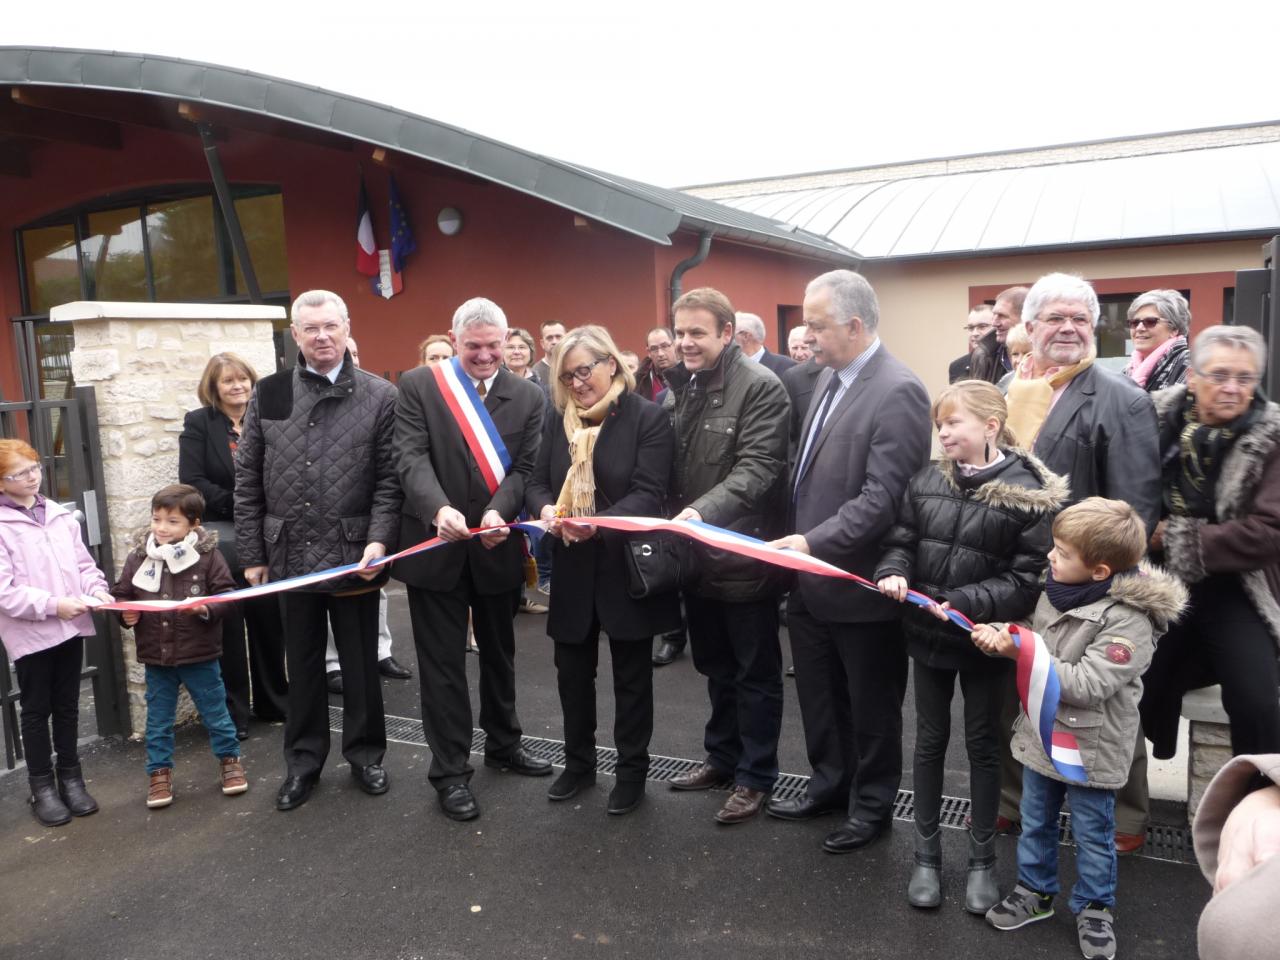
431, 357, 512, 495
1009, 624, 1089, 784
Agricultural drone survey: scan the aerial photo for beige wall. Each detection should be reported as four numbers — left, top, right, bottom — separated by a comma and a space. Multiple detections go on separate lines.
862, 238, 1267, 404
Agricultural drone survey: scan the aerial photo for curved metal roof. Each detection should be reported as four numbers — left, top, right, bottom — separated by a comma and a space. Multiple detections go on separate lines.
0, 46, 856, 264
715, 141, 1280, 260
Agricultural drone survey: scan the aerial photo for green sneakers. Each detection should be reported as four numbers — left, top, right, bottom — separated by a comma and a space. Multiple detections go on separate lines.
985, 883, 1055, 930
1076, 905, 1117, 959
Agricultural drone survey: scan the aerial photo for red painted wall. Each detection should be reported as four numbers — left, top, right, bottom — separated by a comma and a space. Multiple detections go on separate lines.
0, 116, 832, 399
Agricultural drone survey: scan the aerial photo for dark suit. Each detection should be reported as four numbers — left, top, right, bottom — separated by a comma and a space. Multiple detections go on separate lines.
178, 406, 288, 727
392, 365, 545, 790
788, 346, 930, 823
756, 348, 796, 378
948, 353, 972, 383
526, 391, 680, 780
781, 359, 821, 464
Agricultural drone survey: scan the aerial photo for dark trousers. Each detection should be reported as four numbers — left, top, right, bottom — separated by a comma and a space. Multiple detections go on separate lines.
555, 632, 653, 781
788, 595, 907, 822
220, 594, 289, 728
14, 637, 85, 777
280, 590, 385, 778
912, 659, 1006, 837
1141, 574, 1280, 759
406, 569, 523, 790
685, 593, 783, 792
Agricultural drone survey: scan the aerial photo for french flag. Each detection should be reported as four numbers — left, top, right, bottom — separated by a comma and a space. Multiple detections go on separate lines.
1010, 625, 1089, 783
356, 177, 379, 276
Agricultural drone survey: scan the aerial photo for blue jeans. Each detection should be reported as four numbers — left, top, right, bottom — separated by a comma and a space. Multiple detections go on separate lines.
534, 528, 552, 588
1018, 767, 1118, 912
145, 661, 241, 773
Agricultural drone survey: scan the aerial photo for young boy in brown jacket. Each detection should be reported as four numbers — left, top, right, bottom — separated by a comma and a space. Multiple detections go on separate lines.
111, 484, 246, 808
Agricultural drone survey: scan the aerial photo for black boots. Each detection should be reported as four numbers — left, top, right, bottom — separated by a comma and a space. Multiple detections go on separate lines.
57, 764, 99, 817
965, 831, 1000, 914
29, 773, 71, 827
907, 826, 943, 908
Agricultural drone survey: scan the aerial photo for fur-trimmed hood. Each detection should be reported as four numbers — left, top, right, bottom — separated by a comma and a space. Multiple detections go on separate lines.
1106, 561, 1189, 634
936, 447, 1070, 515
127, 525, 221, 556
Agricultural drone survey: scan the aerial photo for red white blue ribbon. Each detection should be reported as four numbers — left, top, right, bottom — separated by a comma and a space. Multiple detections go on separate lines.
431, 357, 511, 495
1009, 624, 1088, 784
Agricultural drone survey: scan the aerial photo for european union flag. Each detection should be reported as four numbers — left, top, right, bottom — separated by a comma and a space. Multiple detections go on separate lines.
389, 174, 417, 273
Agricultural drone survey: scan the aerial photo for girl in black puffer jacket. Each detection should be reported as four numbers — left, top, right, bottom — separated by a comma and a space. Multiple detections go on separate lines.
874, 380, 1067, 915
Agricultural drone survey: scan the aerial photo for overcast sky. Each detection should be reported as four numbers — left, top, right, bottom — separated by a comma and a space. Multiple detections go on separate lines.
9, 1, 1280, 187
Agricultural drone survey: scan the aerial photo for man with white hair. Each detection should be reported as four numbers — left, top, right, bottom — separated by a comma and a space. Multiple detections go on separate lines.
787, 326, 811, 363
734, 311, 796, 377
392, 297, 550, 822
236, 290, 401, 812
999, 271, 1161, 854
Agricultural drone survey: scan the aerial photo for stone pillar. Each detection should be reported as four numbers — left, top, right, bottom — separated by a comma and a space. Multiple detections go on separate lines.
1181, 685, 1231, 820
56, 301, 284, 736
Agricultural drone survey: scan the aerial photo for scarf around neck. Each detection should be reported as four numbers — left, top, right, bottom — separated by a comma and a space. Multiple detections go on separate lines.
1044, 567, 1122, 613
1125, 335, 1183, 389
1005, 350, 1096, 448
555, 379, 626, 517
1166, 388, 1265, 520
131, 531, 201, 591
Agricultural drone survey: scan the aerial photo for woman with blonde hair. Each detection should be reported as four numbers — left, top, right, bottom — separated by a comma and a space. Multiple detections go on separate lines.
525, 325, 680, 815
179, 353, 288, 735
875, 379, 1067, 913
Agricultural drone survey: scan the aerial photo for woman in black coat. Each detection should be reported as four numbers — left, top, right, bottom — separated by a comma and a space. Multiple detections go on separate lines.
179, 353, 288, 733
526, 325, 680, 815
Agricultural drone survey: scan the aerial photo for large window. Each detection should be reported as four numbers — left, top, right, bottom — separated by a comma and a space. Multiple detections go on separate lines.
17, 185, 290, 315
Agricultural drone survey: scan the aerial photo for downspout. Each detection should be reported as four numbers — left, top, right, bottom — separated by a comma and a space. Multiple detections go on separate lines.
669, 231, 713, 308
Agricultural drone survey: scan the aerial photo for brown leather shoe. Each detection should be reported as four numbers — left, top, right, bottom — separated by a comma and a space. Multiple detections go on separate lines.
715, 785, 769, 824
220, 757, 248, 796
668, 761, 733, 791
147, 768, 173, 809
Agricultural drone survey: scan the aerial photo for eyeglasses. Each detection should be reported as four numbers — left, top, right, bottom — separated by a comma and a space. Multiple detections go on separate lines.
1040, 313, 1093, 328
295, 322, 344, 340
1127, 317, 1165, 330
963, 323, 994, 334
646, 343, 672, 354
2, 463, 42, 482
1198, 371, 1260, 388
558, 357, 608, 386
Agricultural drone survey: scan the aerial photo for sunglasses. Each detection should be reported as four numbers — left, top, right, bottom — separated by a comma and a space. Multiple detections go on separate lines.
1126, 317, 1165, 330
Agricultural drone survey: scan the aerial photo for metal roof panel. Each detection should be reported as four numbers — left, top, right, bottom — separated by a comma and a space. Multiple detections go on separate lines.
200, 69, 271, 113
139, 57, 206, 99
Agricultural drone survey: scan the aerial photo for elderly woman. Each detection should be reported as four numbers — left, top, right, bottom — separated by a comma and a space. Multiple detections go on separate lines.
1124, 289, 1191, 392
504, 328, 540, 381
525, 325, 680, 815
179, 353, 288, 735
1141, 325, 1280, 764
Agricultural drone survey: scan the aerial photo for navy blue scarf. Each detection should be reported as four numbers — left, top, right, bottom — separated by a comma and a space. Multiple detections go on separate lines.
1045, 568, 1117, 613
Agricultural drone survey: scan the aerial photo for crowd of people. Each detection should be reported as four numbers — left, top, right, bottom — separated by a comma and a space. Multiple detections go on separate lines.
1, 267, 1278, 960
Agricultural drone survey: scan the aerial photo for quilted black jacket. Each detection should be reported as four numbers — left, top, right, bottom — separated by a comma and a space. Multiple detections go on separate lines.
874, 450, 1067, 670
235, 352, 401, 592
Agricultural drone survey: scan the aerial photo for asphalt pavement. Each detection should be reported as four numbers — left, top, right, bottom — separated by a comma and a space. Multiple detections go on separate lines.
0, 584, 1209, 959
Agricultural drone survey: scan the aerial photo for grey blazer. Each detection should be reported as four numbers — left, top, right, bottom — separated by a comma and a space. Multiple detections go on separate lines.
791, 347, 931, 623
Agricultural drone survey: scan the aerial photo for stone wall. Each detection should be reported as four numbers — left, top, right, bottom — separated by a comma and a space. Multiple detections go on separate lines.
54, 300, 284, 736
1181, 686, 1232, 821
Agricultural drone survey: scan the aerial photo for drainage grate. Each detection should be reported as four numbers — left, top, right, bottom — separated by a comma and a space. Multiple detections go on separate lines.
334, 707, 1195, 864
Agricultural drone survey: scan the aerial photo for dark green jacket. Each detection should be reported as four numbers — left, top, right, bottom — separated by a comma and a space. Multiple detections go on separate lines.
664, 343, 790, 602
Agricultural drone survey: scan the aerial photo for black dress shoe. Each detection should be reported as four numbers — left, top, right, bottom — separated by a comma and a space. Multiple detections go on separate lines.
484, 746, 552, 777
236, 728, 249, 741
439, 783, 479, 821
350, 764, 389, 795
652, 640, 685, 666
607, 780, 645, 816
823, 816, 890, 853
326, 670, 343, 695
378, 656, 413, 680
766, 794, 843, 821
276, 774, 318, 811
547, 770, 596, 801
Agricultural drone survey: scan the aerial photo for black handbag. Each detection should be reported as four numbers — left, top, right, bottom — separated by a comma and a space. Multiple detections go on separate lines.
624, 533, 696, 599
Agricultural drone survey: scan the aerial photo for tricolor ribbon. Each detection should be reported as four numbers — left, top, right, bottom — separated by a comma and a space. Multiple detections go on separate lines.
431, 357, 512, 494
1010, 624, 1088, 784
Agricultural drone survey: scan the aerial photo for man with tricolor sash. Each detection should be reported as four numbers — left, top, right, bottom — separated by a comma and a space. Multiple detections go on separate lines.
392, 297, 550, 822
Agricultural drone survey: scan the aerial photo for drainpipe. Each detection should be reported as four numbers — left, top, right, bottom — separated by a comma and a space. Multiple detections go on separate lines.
669, 231, 713, 308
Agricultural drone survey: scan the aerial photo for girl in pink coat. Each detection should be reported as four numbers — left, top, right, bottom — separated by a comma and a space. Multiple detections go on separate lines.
0, 439, 112, 827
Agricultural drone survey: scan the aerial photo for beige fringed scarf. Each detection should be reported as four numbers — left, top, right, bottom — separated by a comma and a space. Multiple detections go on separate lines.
555, 379, 625, 517
1006, 349, 1096, 447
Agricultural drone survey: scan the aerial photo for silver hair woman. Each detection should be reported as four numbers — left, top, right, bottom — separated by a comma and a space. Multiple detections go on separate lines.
1142, 324, 1280, 772
1123, 289, 1191, 392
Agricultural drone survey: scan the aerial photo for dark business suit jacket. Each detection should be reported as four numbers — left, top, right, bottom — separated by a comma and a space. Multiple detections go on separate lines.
758, 349, 796, 378
391, 366, 544, 595
791, 348, 931, 623
178, 406, 237, 522
781, 359, 822, 463
525, 391, 680, 644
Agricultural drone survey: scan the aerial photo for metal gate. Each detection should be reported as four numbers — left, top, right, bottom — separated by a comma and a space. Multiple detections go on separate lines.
1, 317, 130, 769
